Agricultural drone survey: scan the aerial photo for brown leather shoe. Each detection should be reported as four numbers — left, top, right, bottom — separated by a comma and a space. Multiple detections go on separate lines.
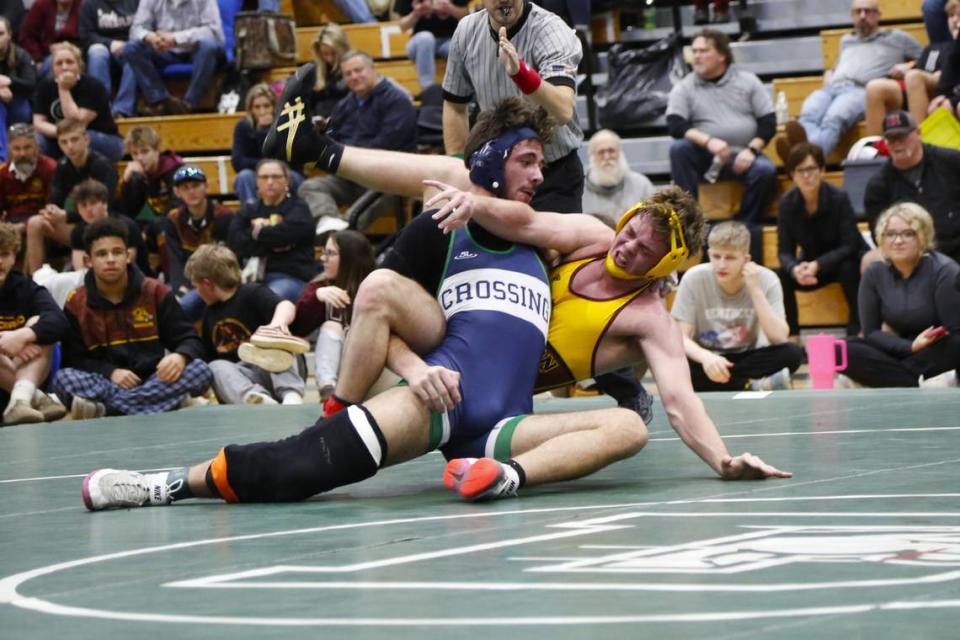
139, 101, 164, 117
162, 97, 191, 115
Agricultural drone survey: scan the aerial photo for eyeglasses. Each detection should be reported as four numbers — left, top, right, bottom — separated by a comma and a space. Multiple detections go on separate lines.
793, 166, 821, 177
882, 229, 918, 241
256, 174, 287, 181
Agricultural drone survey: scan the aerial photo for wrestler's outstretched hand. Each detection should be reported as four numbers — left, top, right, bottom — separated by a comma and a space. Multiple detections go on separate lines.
720, 453, 792, 480
408, 363, 462, 413
423, 179, 475, 233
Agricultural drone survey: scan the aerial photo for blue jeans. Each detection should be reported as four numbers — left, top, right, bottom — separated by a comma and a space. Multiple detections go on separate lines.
669, 138, 775, 258
405, 32, 451, 90
264, 272, 306, 302
39, 128, 125, 162
122, 37, 224, 107
87, 43, 138, 117
233, 168, 304, 205
923, 0, 950, 43
258, 0, 280, 10
0, 96, 32, 162
797, 82, 866, 156
335, 0, 376, 23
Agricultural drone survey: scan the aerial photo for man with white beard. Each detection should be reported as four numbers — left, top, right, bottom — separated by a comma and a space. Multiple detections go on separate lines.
582, 129, 655, 226
0, 124, 56, 237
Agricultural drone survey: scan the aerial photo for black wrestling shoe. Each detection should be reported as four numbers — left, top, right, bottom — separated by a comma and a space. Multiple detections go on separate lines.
262, 63, 344, 172
618, 385, 655, 425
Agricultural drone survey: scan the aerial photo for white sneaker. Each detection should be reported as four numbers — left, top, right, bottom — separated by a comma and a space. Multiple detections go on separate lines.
238, 342, 294, 373
71, 396, 106, 420
750, 367, 792, 391
281, 392, 303, 405
243, 390, 278, 405
3, 399, 44, 425
919, 369, 958, 388
315, 216, 349, 236
82, 469, 172, 511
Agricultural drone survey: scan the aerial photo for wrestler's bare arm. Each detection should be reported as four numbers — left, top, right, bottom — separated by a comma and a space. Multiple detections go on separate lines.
338, 147, 471, 200
619, 303, 792, 480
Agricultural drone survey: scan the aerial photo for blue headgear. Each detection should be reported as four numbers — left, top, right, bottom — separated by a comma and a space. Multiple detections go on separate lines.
467, 127, 538, 197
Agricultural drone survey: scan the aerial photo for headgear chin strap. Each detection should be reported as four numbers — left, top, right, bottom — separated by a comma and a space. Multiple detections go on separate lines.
468, 127, 538, 197
604, 201, 689, 281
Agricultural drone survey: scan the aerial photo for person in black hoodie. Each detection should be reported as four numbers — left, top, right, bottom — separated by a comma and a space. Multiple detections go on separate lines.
0, 15, 37, 164
78, 0, 138, 118
52, 217, 211, 419
228, 159, 316, 303
0, 221, 69, 425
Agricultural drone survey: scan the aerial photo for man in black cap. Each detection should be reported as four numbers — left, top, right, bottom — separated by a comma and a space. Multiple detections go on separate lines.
863, 110, 960, 267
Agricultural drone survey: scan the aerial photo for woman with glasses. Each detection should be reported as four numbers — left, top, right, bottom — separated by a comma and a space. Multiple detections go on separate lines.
776, 142, 867, 339
227, 158, 315, 303
0, 16, 36, 163
289, 230, 375, 401
843, 202, 960, 387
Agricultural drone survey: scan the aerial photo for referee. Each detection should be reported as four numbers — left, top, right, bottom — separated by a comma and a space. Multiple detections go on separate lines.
442, 0, 584, 213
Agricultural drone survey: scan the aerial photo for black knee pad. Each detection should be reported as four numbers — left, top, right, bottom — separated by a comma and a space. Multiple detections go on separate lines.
223, 406, 388, 502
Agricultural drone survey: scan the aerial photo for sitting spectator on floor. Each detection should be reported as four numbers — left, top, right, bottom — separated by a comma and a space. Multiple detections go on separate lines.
18, 0, 81, 74
78, 0, 138, 118
0, 16, 37, 163
397, 0, 470, 93
25, 118, 118, 274
0, 124, 56, 237
667, 28, 775, 259
304, 24, 351, 119
185, 244, 305, 406
582, 128, 655, 227
32, 42, 124, 161
0, 221, 69, 425
229, 159, 316, 303
289, 230, 374, 401
297, 50, 417, 232
161, 165, 233, 321
863, 111, 960, 266
783, 0, 922, 156
117, 125, 182, 224
671, 221, 803, 392
777, 143, 866, 338
53, 217, 212, 419
864, 0, 959, 134
232, 83, 304, 206
125, 0, 226, 115
843, 202, 960, 388
66, 179, 150, 275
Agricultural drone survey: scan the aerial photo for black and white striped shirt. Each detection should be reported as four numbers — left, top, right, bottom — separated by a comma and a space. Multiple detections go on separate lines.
442, 1, 583, 163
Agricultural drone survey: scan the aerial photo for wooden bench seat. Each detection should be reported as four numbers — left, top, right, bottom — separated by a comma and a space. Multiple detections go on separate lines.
699, 171, 844, 220
117, 113, 242, 155
263, 59, 446, 97
297, 21, 410, 62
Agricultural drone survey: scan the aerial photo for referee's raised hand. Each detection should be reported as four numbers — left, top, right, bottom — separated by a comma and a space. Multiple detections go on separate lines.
498, 27, 520, 75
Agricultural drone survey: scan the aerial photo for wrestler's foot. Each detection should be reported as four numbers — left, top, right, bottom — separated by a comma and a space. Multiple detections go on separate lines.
250, 326, 310, 354
82, 469, 172, 511
262, 63, 344, 170
238, 343, 293, 374
444, 457, 519, 501
618, 385, 654, 425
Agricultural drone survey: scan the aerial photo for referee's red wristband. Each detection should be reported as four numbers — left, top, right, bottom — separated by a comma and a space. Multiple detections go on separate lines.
510, 59, 542, 94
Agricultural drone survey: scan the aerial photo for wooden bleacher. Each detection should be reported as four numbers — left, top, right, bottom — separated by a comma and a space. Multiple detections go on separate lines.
117, 113, 242, 155
698, 172, 845, 220
263, 59, 446, 97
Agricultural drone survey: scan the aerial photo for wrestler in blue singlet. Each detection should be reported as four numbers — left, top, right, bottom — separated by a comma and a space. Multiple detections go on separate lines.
423, 226, 550, 459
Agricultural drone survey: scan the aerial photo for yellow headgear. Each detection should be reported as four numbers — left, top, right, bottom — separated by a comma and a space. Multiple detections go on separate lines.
604, 201, 689, 281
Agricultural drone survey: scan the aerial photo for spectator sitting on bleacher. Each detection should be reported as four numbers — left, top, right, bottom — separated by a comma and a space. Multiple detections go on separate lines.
305, 24, 351, 119
64, 178, 151, 275
125, 0, 226, 115
0, 123, 56, 238
18, 0, 81, 74
0, 221, 69, 425
118, 125, 183, 224
161, 165, 233, 321
32, 42, 125, 161
297, 50, 417, 233
666, 28, 775, 260
931, 6, 960, 119
925, 0, 951, 43
782, 0, 923, 158
0, 16, 37, 164
863, 111, 960, 267
397, 0, 470, 94
185, 244, 305, 406
289, 229, 375, 402
671, 221, 803, 392
232, 83, 304, 206
229, 159, 316, 303
777, 143, 866, 339
843, 202, 960, 388
79, 0, 139, 119
864, 0, 959, 136
582, 128, 655, 227
25, 118, 118, 274
53, 217, 212, 419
